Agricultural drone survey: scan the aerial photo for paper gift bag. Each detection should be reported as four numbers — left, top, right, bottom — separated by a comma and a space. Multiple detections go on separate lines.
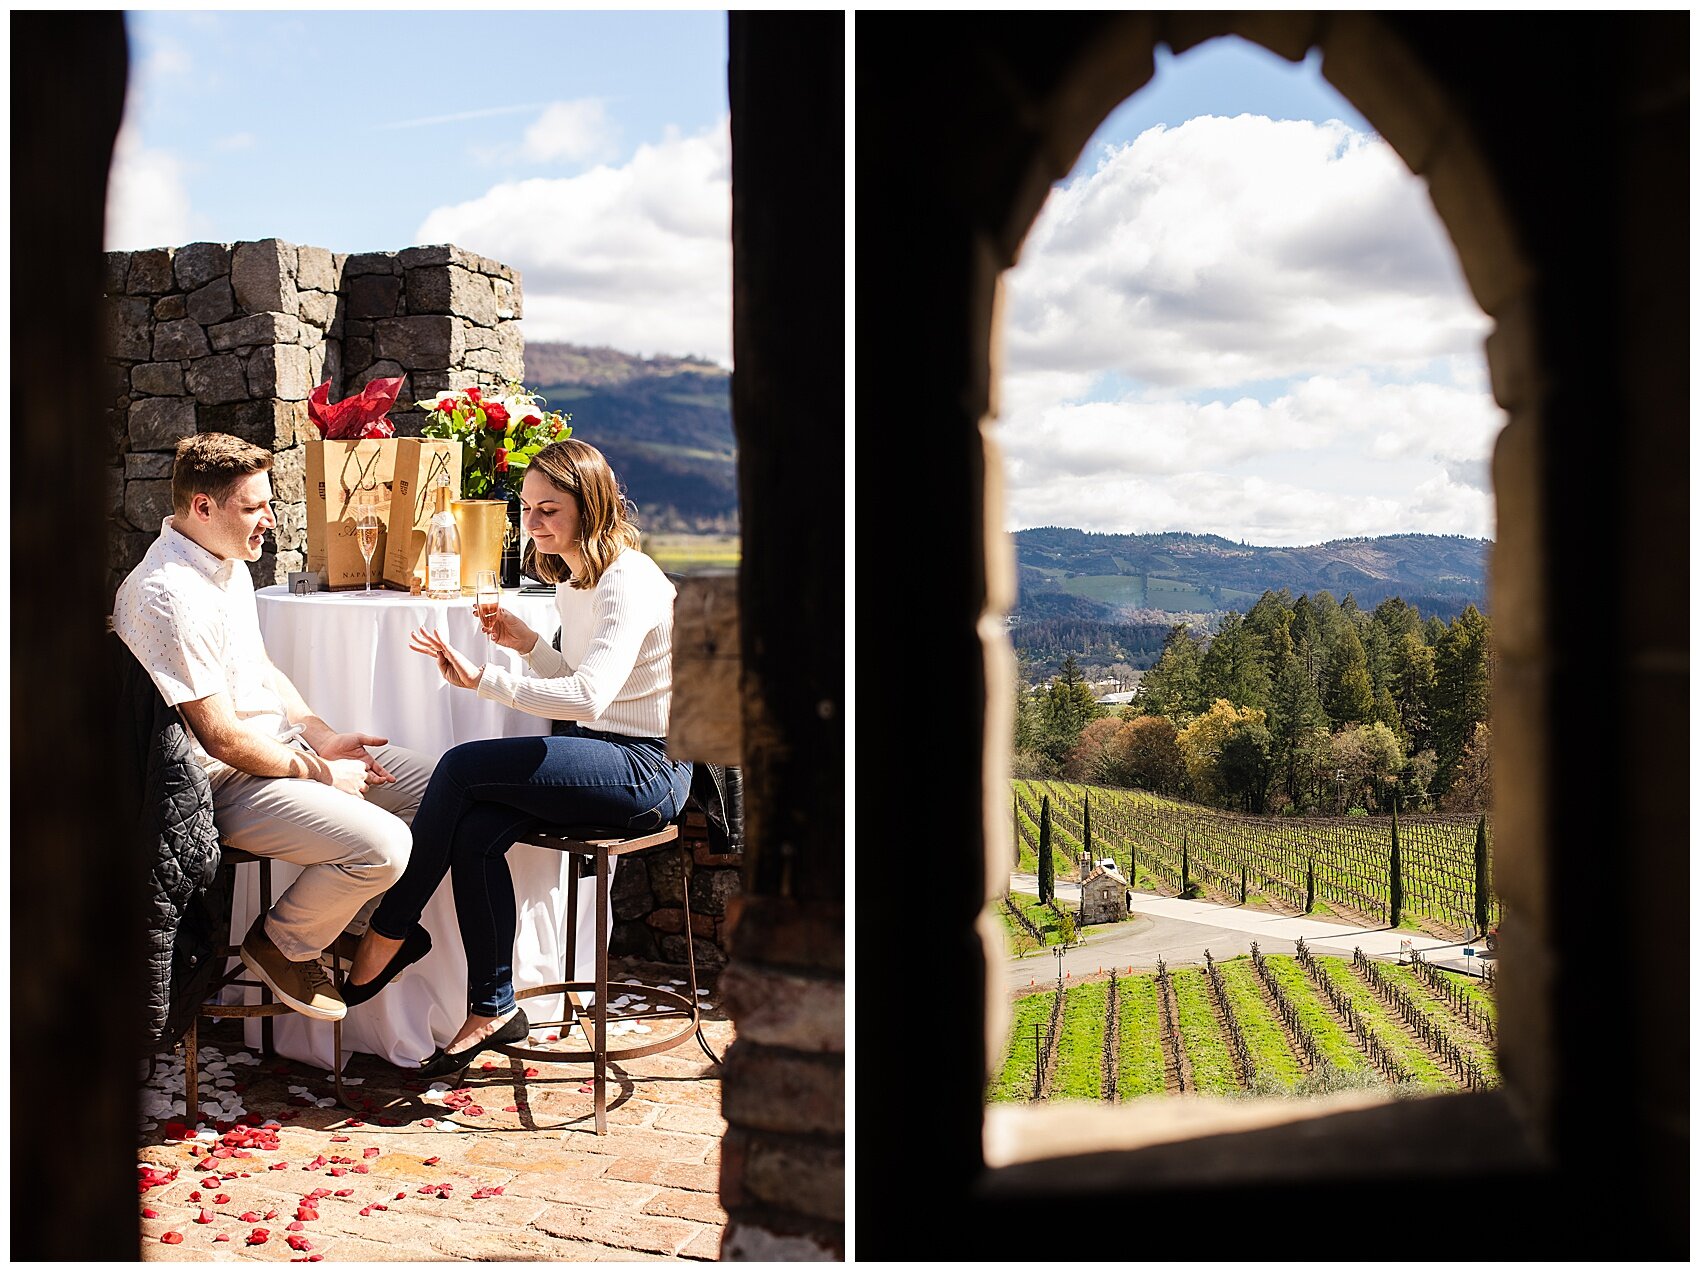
304, 439, 397, 590
383, 438, 462, 591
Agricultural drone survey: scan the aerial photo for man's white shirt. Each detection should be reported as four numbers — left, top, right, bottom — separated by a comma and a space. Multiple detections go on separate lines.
113, 516, 297, 786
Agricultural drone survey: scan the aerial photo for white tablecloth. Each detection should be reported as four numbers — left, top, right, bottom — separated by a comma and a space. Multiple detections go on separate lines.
235, 584, 598, 1070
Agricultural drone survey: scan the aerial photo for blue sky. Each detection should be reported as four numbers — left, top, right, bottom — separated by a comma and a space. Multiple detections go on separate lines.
109, 10, 733, 362
996, 36, 1504, 547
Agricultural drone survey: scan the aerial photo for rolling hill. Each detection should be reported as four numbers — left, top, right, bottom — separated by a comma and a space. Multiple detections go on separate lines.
522, 342, 737, 533
1014, 527, 1490, 627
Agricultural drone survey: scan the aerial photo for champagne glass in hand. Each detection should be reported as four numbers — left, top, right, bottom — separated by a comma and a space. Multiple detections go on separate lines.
355, 493, 382, 595
473, 570, 501, 645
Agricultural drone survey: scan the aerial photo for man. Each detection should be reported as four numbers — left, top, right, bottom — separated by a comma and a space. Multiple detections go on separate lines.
114, 433, 435, 1022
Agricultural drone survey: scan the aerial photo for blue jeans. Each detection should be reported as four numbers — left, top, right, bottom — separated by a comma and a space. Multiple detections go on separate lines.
370, 723, 693, 1016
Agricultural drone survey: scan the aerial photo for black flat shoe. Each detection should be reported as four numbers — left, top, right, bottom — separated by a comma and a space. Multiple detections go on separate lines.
342, 925, 432, 1008
413, 1008, 530, 1081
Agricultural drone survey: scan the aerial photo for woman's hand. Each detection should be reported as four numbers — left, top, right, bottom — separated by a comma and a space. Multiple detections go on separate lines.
409, 627, 484, 690
477, 603, 539, 654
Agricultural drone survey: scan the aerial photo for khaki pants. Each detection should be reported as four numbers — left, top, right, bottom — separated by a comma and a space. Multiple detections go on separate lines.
212, 744, 435, 962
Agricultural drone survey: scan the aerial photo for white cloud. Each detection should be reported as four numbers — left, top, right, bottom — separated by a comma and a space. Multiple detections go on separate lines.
104, 118, 195, 252
520, 99, 618, 165
995, 112, 1508, 545
1005, 115, 1491, 390
417, 117, 731, 365
993, 373, 1504, 543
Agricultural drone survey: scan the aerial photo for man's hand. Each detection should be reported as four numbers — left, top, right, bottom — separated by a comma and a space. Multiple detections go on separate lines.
315, 730, 397, 785
409, 627, 484, 690
322, 756, 372, 798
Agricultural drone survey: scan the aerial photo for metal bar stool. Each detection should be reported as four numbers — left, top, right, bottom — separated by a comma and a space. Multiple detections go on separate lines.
182, 847, 349, 1124
504, 823, 720, 1135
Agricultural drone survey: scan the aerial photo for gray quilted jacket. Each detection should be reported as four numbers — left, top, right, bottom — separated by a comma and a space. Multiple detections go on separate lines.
116, 634, 225, 1049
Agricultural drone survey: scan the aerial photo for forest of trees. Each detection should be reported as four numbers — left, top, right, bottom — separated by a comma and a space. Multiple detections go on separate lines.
1012, 590, 1493, 817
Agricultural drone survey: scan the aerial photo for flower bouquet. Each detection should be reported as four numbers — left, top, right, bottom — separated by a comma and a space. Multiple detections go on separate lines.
415, 383, 573, 500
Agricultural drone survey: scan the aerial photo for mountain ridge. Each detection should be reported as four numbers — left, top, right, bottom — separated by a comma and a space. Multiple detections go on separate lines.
520, 341, 736, 533
1014, 526, 1490, 625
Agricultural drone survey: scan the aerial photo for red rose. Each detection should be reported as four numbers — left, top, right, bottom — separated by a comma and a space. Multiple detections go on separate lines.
464, 386, 482, 404
495, 448, 509, 473
484, 402, 509, 430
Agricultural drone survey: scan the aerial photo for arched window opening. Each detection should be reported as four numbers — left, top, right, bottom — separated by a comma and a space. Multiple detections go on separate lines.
986, 35, 1507, 1153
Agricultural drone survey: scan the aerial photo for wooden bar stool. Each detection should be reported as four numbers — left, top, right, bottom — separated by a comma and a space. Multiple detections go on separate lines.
182, 847, 349, 1124
505, 823, 720, 1135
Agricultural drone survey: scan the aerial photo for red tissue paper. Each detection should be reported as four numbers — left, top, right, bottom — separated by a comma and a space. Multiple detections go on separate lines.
307, 376, 406, 440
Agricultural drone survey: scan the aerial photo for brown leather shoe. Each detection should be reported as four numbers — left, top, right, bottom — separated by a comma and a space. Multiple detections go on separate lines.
240, 917, 347, 1022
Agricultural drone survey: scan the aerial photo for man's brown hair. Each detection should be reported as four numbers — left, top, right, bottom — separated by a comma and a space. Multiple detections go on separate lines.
171, 432, 273, 515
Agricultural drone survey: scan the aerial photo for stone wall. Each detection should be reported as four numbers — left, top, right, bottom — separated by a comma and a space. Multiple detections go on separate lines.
102, 238, 523, 598
611, 809, 743, 972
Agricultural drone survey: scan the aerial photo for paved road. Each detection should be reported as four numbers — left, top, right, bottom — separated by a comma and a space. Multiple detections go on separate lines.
1004, 874, 1493, 993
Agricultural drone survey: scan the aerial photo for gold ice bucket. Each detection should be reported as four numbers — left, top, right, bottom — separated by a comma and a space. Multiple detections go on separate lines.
450, 499, 509, 594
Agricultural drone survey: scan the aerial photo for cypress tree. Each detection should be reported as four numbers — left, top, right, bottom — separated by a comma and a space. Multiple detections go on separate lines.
1304, 854, 1315, 913
1013, 793, 1020, 867
1389, 795, 1404, 927
1082, 793, 1093, 861
1473, 814, 1490, 937
1181, 834, 1190, 895
1240, 861, 1248, 905
1038, 795, 1054, 904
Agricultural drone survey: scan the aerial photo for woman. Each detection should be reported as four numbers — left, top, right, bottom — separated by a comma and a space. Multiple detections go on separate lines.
343, 438, 694, 1078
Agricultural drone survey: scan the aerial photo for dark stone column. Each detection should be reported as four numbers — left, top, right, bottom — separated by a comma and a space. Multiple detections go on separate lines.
11, 10, 139, 1260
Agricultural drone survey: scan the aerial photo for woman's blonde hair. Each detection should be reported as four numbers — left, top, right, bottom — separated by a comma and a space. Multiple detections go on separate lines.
520, 438, 642, 589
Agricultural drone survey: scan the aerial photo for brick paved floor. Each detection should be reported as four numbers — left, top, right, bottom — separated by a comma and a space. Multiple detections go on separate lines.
137, 961, 732, 1262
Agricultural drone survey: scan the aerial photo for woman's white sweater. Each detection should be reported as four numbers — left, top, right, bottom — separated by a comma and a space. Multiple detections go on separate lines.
475, 549, 676, 739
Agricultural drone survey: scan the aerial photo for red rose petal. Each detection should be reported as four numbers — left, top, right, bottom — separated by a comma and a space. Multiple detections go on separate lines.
240, 1211, 261, 1223
214, 1193, 230, 1204
287, 1234, 313, 1251
264, 1209, 279, 1220
394, 1192, 406, 1201
420, 1119, 434, 1128
287, 1221, 305, 1232
547, 1033, 559, 1042
353, 1163, 370, 1174
160, 1233, 184, 1245
195, 1209, 213, 1225
188, 1191, 201, 1202
362, 1147, 380, 1158
345, 1119, 365, 1127
358, 1206, 373, 1217
246, 1227, 270, 1245
334, 1189, 354, 1197
214, 1233, 231, 1242
524, 1067, 539, 1078
423, 1157, 439, 1166
479, 1060, 497, 1070
270, 1162, 289, 1171
372, 1203, 388, 1211
141, 1208, 158, 1219
329, 1135, 350, 1143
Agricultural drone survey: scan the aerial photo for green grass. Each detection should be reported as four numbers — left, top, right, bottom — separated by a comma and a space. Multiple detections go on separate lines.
989, 992, 1054, 1103
642, 532, 741, 575
1001, 893, 1074, 953
1170, 969, 1240, 1094
1216, 958, 1305, 1089
1260, 956, 1368, 1074
1314, 957, 1453, 1089
1058, 575, 1146, 608
1051, 982, 1110, 1100
1117, 977, 1167, 1099
1378, 963, 1499, 1081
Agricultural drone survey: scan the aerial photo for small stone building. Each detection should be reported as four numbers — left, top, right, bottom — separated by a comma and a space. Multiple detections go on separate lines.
1078, 862, 1130, 926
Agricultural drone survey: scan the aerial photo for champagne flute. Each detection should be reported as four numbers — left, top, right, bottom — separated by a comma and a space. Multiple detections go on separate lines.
355, 493, 381, 596
473, 569, 501, 647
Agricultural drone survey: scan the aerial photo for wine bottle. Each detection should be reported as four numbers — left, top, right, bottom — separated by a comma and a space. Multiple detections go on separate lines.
425, 476, 462, 599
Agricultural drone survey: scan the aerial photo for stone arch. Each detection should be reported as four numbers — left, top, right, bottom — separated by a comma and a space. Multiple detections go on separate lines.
857, 12, 1685, 1258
